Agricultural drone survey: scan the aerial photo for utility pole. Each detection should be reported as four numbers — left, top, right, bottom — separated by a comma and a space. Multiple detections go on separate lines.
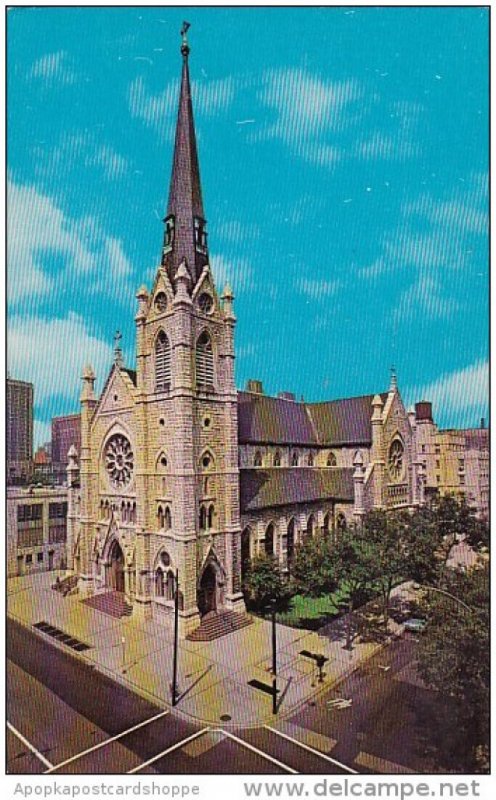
172, 569, 179, 706
271, 600, 277, 715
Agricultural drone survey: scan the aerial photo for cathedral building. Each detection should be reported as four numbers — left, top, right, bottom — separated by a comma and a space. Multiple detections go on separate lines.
67, 30, 425, 637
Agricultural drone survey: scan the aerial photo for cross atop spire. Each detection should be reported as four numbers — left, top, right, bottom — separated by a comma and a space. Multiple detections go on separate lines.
161, 23, 209, 287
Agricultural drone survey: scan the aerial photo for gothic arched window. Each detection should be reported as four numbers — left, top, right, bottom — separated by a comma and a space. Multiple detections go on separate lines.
196, 331, 214, 389
291, 451, 299, 467
155, 569, 165, 597
208, 504, 215, 529
158, 505, 164, 529
199, 505, 207, 530
274, 451, 281, 467
306, 514, 315, 539
155, 331, 171, 392
264, 523, 275, 557
307, 452, 314, 467
327, 452, 337, 467
164, 506, 172, 530
336, 513, 347, 531
254, 451, 263, 467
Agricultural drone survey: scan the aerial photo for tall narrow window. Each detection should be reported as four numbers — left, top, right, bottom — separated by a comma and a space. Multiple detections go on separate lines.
196, 331, 214, 389
155, 331, 171, 391
264, 524, 275, 557
274, 451, 281, 467
254, 451, 263, 467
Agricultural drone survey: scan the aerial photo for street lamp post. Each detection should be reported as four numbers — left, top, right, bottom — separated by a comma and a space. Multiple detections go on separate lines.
270, 599, 277, 715
171, 569, 179, 707
413, 583, 475, 614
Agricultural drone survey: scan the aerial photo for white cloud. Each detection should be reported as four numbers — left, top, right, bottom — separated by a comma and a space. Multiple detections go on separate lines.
296, 277, 341, 299
405, 359, 489, 425
210, 253, 254, 293
29, 51, 77, 85
7, 180, 133, 305
393, 273, 458, 322
32, 133, 129, 182
8, 313, 113, 407
86, 145, 128, 180
358, 132, 420, 161
255, 68, 361, 146
128, 74, 235, 137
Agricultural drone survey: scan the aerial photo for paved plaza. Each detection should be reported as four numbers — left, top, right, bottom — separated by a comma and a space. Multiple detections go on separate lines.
7, 572, 414, 728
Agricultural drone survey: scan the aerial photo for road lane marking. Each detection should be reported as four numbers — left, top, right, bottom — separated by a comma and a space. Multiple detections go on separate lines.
45, 710, 170, 773
128, 728, 211, 774
7, 722, 54, 770
264, 725, 358, 775
355, 751, 416, 774
220, 730, 298, 775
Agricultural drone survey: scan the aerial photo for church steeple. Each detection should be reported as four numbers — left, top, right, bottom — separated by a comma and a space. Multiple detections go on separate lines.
161, 22, 209, 287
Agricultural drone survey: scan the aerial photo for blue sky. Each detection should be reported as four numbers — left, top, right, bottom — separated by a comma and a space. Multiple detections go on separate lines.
7, 6, 489, 447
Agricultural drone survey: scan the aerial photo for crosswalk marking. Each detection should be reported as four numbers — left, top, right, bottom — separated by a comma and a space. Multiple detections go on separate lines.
7, 722, 54, 770
127, 728, 211, 774
220, 730, 298, 774
355, 751, 416, 774
45, 710, 170, 773
264, 725, 358, 775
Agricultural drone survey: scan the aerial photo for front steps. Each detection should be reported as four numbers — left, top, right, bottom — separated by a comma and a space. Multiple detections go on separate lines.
186, 610, 253, 641
82, 591, 133, 619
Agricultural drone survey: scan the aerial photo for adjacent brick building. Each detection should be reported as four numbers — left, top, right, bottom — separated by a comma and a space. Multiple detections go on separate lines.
7, 486, 68, 577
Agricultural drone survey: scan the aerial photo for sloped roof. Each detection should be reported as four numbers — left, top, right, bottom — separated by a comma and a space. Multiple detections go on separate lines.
238, 392, 315, 445
237, 391, 388, 447
240, 467, 354, 513
307, 394, 388, 446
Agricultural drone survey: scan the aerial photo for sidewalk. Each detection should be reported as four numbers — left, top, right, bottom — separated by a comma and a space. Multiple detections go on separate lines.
7, 572, 415, 728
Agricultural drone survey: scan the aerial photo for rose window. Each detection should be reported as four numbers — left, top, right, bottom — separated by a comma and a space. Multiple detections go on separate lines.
388, 439, 404, 482
105, 434, 134, 488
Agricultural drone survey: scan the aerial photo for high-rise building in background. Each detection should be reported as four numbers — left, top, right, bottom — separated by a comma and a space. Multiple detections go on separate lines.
52, 414, 81, 484
7, 377, 34, 485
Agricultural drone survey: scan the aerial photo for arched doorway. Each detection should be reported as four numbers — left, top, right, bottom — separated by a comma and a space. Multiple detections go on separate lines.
109, 539, 125, 593
198, 562, 218, 616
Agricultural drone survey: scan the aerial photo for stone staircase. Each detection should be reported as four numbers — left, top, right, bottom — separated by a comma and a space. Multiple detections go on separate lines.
82, 591, 133, 619
187, 610, 253, 642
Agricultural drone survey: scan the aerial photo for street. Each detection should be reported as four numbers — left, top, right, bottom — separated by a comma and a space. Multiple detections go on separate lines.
7, 618, 454, 775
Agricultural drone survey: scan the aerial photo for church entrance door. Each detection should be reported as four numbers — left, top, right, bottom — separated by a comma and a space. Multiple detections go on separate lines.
109, 540, 125, 594
198, 563, 217, 616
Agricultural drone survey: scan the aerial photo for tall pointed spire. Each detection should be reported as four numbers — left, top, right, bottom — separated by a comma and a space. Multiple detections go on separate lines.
161, 22, 208, 287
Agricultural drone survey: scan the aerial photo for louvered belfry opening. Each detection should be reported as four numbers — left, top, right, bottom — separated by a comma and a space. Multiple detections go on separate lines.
155, 331, 171, 391
196, 331, 214, 389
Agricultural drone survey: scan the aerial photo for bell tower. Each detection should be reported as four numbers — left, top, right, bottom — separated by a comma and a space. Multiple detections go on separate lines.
136, 24, 245, 635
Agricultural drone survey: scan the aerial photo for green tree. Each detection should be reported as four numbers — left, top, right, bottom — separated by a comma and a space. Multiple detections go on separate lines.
329, 524, 373, 649
243, 553, 293, 612
416, 563, 489, 772
430, 494, 481, 566
290, 534, 338, 598
361, 510, 410, 631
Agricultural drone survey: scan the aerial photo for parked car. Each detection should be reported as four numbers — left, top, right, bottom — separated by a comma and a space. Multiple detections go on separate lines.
403, 617, 427, 633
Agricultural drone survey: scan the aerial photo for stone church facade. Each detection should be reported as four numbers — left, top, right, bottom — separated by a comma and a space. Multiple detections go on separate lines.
67, 32, 425, 637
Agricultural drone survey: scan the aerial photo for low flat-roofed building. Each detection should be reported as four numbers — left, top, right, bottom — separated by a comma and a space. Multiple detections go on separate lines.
7, 486, 69, 578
